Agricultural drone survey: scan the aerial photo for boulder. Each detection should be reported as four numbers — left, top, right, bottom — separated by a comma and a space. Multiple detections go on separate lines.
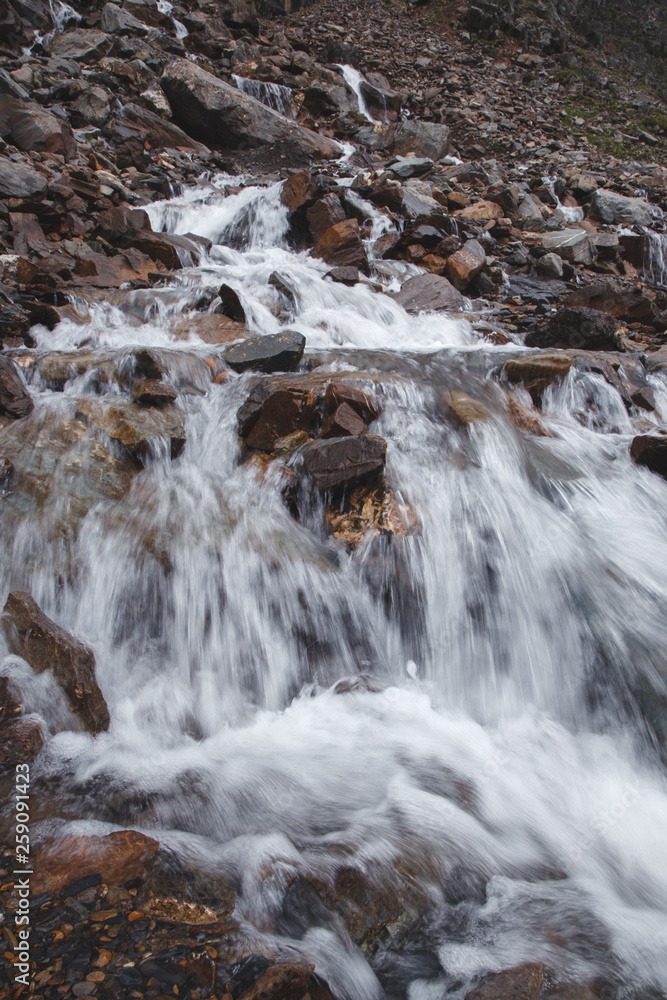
0, 675, 23, 726
72, 86, 111, 127
0, 159, 47, 198
0, 718, 44, 769
307, 194, 346, 243
281, 170, 316, 212
465, 963, 544, 1000
591, 189, 658, 227
394, 273, 464, 312
219, 283, 246, 323
121, 231, 206, 269
390, 157, 435, 180
0, 356, 33, 419
446, 239, 486, 290
5, 99, 73, 157
224, 331, 306, 373
324, 383, 381, 424
390, 119, 451, 160
321, 402, 366, 438
312, 219, 369, 274
444, 390, 491, 427
161, 58, 340, 159
101, 1, 150, 33
302, 81, 356, 117
32, 830, 159, 897
630, 435, 667, 480
360, 77, 403, 122
298, 434, 387, 492
525, 307, 619, 351
455, 200, 504, 221
2, 591, 109, 735
326, 266, 360, 285
504, 355, 573, 384
536, 252, 564, 279
133, 379, 178, 407
542, 229, 594, 265
241, 387, 315, 452
562, 281, 657, 324
118, 101, 211, 154
50, 28, 112, 62
75, 399, 186, 459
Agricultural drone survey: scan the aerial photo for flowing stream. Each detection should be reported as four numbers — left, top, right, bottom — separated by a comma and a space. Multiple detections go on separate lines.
2, 175, 667, 999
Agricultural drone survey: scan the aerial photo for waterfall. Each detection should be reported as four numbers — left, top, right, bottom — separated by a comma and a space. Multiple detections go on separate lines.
644, 230, 667, 286
232, 75, 295, 118
337, 63, 376, 122
3, 177, 667, 997
156, 0, 188, 40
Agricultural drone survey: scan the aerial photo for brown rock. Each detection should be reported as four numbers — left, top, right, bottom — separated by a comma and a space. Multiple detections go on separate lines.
244, 388, 315, 452
6, 99, 73, 157
0, 718, 44, 769
421, 253, 448, 275
0, 356, 33, 419
562, 281, 656, 324
312, 219, 369, 274
394, 272, 464, 312
122, 231, 205, 270
324, 382, 381, 424
172, 313, 248, 345
238, 962, 315, 1000
133, 379, 178, 407
307, 194, 346, 243
465, 963, 544, 1000
455, 200, 504, 221
2, 591, 110, 735
321, 402, 367, 438
504, 355, 573, 383
219, 282, 246, 322
630, 435, 667, 480
444, 390, 491, 427
0, 675, 23, 726
446, 239, 486, 290
32, 830, 159, 896
281, 170, 316, 212
299, 434, 387, 492
75, 398, 186, 459
506, 397, 549, 436
325, 482, 420, 550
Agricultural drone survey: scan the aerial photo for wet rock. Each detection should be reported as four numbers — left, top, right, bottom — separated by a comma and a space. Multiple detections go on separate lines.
122, 230, 206, 270
133, 379, 178, 407
525, 307, 619, 351
298, 434, 387, 492
312, 219, 369, 275
161, 58, 340, 159
321, 402, 366, 438
32, 830, 159, 897
446, 239, 486, 290
307, 194, 346, 243
394, 273, 464, 312
303, 81, 355, 117
238, 961, 314, 1000
506, 397, 550, 436
76, 398, 186, 459
630, 435, 667, 480
465, 963, 544, 1000
504, 355, 573, 383
324, 382, 381, 424
390, 119, 450, 160
0, 158, 47, 198
591, 189, 658, 227
173, 313, 248, 345
0, 675, 23, 726
325, 482, 420, 550
280, 169, 316, 212
562, 282, 657, 324
219, 283, 246, 322
2, 591, 110, 735
0, 356, 33, 419
225, 331, 306, 373
444, 390, 491, 427
242, 387, 315, 452
0, 717, 44, 769
326, 266, 360, 285
50, 28, 112, 62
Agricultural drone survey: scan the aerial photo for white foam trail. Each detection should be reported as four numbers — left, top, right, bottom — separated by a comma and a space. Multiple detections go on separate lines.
233, 75, 295, 118
337, 64, 375, 122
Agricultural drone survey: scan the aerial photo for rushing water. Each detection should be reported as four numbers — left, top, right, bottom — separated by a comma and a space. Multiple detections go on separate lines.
233, 76, 295, 118
2, 176, 667, 999
338, 64, 376, 123
644, 231, 667, 287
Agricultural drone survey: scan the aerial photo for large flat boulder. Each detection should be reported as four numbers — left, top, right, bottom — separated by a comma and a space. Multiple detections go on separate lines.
390, 119, 450, 160
298, 434, 387, 492
224, 331, 306, 373
591, 189, 658, 227
160, 58, 340, 159
394, 273, 464, 312
0, 159, 47, 198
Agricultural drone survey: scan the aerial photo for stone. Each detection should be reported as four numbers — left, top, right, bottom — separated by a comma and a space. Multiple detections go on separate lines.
2, 591, 110, 736
32, 830, 159, 897
172, 314, 248, 345
303, 81, 355, 117
324, 382, 381, 424
321, 402, 366, 438
444, 390, 491, 427
225, 331, 306, 374
0, 717, 44, 769
562, 282, 656, 323
312, 219, 369, 274
630, 435, 667, 480
390, 157, 435, 180
50, 28, 112, 62
298, 434, 387, 492
394, 272, 464, 312
122, 231, 205, 269
0, 675, 23, 726
455, 200, 504, 221
75, 399, 186, 459
592, 189, 658, 227
0, 158, 47, 198
446, 239, 486, 290
465, 963, 544, 1000
326, 266, 360, 285
0, 356, 33, 419
504, 354, 572, 405
132, 379, 178, 407
219, 283, 246, 322
542, 229, 594, 265
390, 119, 451, 160
117, 101, 210, 154
307, 194, 346, 243
325, 482, 419, 549
101, 1, 150, 33
72, 86, 112, 127
281, 170, 316, 212
242, 387, 315, 452
5, 99, 71, 156
525, 307, 619, 351
536, 252, 564, 279
237, 962, 314, 1000
507, 275, 570, 304
161, 58, 340, 159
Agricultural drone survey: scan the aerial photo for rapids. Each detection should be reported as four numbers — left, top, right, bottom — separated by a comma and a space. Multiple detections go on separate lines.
2, 175, 667, 1000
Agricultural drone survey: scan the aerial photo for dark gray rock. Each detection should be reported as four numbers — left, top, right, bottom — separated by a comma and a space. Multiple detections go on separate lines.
525, 307, 619, 351
390, 119, 451, 160
225, 331, 306, 373
0, 357, 33, 419
298, 434, 387, 491
0, 159, 48, 198
394, 273, 464, 312
630, 435, 667, 481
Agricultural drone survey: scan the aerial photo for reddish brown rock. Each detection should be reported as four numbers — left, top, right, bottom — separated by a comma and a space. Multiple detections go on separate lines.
312, 219, 369, 275
394, 273, 464, 313
321, 402, 367, 438
455, 200, 504, 221
0, 717, 44, 769
299, 434, 387, 491
132, 379, 178, 407
307, 194, 346, 243
32, 830, 159, 896
0, 356, 33, 419
324, 382, 381, 424
465, 963, 544, 1000
238, 961, 315, 1000
630, 435, 667, 480
244, 388, 316, 452
281, 169, 316, 212
2, 591, 110, 735
0, 675, 23, 726
445, 239, 486, 290
325, 482, 420, 550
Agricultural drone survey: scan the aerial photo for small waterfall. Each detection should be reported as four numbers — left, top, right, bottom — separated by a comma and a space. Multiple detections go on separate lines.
543, 176, 585, 224
337, 63, 375, 122
232, 75, 295, 118
22, 0, 80, 54
156, 0, 188, 39
644, 230, 667, 286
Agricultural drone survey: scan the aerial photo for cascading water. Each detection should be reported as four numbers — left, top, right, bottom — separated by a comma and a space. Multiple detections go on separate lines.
233, 76, 295, 118
156, 0, 188, 40
2, 175, 667, 999
338, 64, 376, 123
644, 230, 667, 287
